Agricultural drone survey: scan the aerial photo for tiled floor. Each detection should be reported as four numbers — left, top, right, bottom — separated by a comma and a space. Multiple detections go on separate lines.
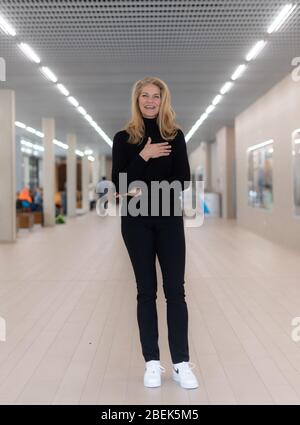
0, 212, 300, 404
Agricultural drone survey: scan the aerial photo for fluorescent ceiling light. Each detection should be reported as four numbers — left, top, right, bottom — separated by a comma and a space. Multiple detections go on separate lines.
205, 105, 215, 115
21, 140, 33, 148
90, 121, 98, 129
247, 139, 273, 152
212, 94, 223, 106
35, 131, 44, 138
294, 139, 300, 145
68, 96, 79, 107
0, 13, 16, 36
185, 113, 208, 142
76, 150, 84, 157
53, 139, 68, 150
84, 149, 93, 156
246, 40, 267, 62
32, 144, 44, 152
220, 81, 233, 95
21, 147, 32, 155
77, 106, 87, 116
15, 121, 26, 129
92, 125, 113, 147
88, 156, 95, 162
26, 126, 36, 134
106, 139, 113, 148
199, 113, 208, 123
57, 84, 69, 97
231, 64, 247, 80
84, 114, 93, 123
18, 43, 41, 64
267, 4, 297, 33
40, 66, 58, 83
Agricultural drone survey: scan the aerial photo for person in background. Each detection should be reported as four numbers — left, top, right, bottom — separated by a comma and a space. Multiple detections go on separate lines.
18, 187, 33, 210
61, 182, 67, 215
95, 176, 114, 213
95, 176, 108, 198
54, 191, 62, 216
32, 187, 43, 212
88, 183, 96, 210
16, 191, 23, 211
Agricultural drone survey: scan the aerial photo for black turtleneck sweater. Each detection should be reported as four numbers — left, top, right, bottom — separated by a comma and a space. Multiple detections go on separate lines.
111, 117, 190, 218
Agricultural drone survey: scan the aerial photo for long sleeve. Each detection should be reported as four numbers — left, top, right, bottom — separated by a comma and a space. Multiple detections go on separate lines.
111, 131, 149, 194
163, 129, 191, 191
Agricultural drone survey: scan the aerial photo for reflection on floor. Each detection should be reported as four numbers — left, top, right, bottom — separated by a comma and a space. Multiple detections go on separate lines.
0, 211, 300, 405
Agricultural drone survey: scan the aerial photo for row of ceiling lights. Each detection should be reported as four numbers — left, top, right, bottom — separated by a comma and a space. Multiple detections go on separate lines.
0, 4, 297, 146
0, 11, 113, 156
20, 138, 95, 161
185, 3, 297, 142
15, 120, 94, 160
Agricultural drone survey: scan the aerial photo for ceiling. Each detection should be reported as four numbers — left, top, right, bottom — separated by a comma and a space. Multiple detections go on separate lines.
0, 0, 299, 156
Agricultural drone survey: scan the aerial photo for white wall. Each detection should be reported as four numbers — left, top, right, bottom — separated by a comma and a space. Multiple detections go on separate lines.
215, 127, 236, 219
189, 142, 211, 190
235, 71, 300, 250
210, 141, 219, 193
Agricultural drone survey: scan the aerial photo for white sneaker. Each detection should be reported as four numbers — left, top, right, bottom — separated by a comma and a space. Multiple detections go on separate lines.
144, 360, 166, 388
172, 361, 199, 389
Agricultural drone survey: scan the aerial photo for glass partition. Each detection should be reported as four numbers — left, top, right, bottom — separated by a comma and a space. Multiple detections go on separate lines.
292, 129, 300, 216
247, 140, 273, 210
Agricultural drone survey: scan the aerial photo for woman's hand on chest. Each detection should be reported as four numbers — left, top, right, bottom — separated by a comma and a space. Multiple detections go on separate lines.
139, 137, 172, 162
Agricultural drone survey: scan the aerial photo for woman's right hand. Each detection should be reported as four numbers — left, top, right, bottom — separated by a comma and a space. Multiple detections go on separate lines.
139, 137, 171, 162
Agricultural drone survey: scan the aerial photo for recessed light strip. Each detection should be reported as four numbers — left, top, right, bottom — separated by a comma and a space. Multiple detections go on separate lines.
18, 43, 41, 63
231, 64, 247, 81
40, 66, 58, 83
0, 12, 16, 36
267, 3, 297, 34
56, 84, 70, 97
14, 45, 108, 148
186, 3, 297, 142
247, 139, 274, 152
15, 121, 95, 161
246, 40, 267, 62
0, 7, 112, 148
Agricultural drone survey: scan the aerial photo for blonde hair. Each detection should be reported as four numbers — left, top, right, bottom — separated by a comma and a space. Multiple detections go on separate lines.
124, 76, 181, 145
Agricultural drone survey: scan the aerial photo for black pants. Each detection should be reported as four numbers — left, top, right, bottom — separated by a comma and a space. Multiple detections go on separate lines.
121, 215, 189, 364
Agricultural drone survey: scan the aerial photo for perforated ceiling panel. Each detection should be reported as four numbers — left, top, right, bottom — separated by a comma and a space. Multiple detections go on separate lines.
0, 0, 299, 154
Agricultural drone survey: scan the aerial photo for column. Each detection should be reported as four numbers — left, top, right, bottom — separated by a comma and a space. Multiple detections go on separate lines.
67, 134, 77, 217
92, 154, 101, 187
82, 155, 89, 212
16, 138, 23, 192
0, 90, 16, 242
42, 118, 55, 227
216, 127, 236, 219
99, 154, 106, 178
23, 156, 30, 188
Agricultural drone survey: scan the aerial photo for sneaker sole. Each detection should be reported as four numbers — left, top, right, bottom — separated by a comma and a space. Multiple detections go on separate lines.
172, 372, 199, 389
144, 381, 161, 388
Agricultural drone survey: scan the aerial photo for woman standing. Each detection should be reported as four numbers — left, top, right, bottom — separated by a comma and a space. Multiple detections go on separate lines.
111, 77, 199, 389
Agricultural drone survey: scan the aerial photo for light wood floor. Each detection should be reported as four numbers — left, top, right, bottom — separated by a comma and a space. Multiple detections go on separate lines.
0, 212, 300, 405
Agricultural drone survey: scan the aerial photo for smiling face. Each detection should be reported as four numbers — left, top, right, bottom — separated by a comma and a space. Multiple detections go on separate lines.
138, 84, 161, 118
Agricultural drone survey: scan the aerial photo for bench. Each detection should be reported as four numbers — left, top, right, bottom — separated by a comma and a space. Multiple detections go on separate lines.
16, 211, 34, 230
